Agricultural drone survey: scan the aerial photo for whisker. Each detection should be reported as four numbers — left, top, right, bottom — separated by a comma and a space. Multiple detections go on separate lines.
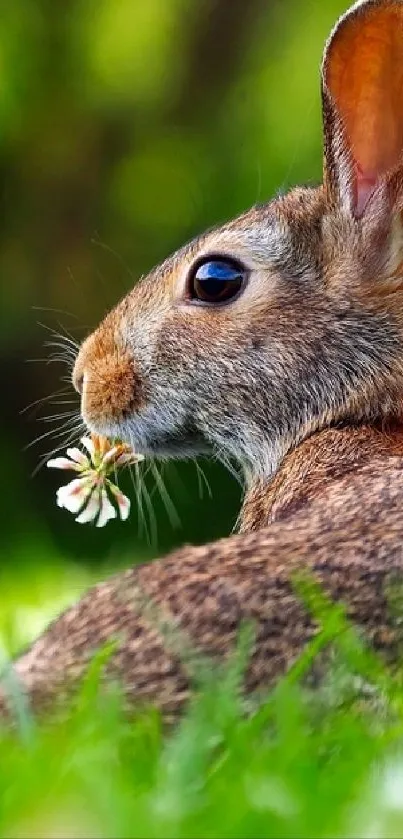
46, 347, 77, 361
50, 404, 79, 413
24, 416, 83, 451
50, 398, 79, 407
137, 467, 159, 550
43, 335, 79, 348
31, 306, 79, 321
20, 386, 72, 416
46, 361, 75, 372
31, 423, 85, 477
58, 336, 79, 352
149, 462, 181, 529
126, 429, 158, 548
193, 459, 213, 500
55, 321, 83, 347
40, 410, 79, 424
25, 357, 74, 365
127, 462, 151, 544
214, 447, 243, 486
36, 321, 80, 350
91, 235, 135, 283
44, 342, 78, 359
66, 266, 90, 310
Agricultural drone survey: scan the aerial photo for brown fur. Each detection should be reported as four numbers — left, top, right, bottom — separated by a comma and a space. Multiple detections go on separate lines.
7, 0, 403, 720
7, 428, 403, 720
240, 423, 403, 531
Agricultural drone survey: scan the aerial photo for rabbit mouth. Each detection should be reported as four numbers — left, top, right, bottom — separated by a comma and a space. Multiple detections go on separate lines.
136, 432, 211, 460
82, 411, 210, 460
128, 425, 211, 460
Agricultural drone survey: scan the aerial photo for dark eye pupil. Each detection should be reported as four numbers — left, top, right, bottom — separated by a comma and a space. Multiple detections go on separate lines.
195, 278, 232, 300
190, 259, 244, 304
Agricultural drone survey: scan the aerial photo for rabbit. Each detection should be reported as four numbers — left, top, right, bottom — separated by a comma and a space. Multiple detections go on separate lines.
5, 0, 403, 720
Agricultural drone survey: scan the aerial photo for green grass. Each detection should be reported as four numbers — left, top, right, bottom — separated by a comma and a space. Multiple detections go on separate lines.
1, 582, 403, 838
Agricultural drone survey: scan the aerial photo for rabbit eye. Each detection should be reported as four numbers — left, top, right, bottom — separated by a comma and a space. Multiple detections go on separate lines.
188, 258, 245, 305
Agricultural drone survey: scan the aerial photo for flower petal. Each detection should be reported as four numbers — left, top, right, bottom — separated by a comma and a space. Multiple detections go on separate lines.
47, 457, 81, 471
56, 477, 93, 513
109, 483, 131, 521
96, 489, 117, 528
66, 447, 89, 467
114, 451, 144, 467
101, 446, 121, 468
75, 490, 101, 524
80, 436, 96, 461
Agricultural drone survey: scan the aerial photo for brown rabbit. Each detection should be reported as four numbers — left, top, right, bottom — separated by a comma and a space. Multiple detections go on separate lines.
6, 0, 403, 719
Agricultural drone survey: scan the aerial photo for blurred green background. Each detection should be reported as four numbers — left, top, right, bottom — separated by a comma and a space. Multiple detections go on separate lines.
0, 0, 348, 643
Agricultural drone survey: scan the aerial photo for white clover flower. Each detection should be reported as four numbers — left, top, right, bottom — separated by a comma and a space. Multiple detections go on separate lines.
47, 435, 143, 527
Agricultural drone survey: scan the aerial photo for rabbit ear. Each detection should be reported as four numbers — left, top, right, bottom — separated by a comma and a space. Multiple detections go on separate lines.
322, 0, 403, 219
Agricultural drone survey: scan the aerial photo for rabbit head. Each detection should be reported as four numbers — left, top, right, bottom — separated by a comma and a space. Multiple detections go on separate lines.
73, 0, 403, 482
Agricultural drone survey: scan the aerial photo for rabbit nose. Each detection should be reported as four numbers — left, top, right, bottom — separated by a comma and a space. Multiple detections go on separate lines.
74, 372, 84, 395
72, 354, 85, 395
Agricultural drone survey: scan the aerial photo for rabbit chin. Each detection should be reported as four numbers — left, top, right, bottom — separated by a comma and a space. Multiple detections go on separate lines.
82, 412, 211, 460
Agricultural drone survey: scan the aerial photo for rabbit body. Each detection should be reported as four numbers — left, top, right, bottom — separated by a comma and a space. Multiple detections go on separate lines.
11, 425, 403, 718
8, 0, 403, 718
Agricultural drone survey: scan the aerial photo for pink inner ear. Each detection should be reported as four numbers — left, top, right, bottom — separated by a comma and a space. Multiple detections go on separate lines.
323, 2, 403, 219
354, 166, 378, 218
